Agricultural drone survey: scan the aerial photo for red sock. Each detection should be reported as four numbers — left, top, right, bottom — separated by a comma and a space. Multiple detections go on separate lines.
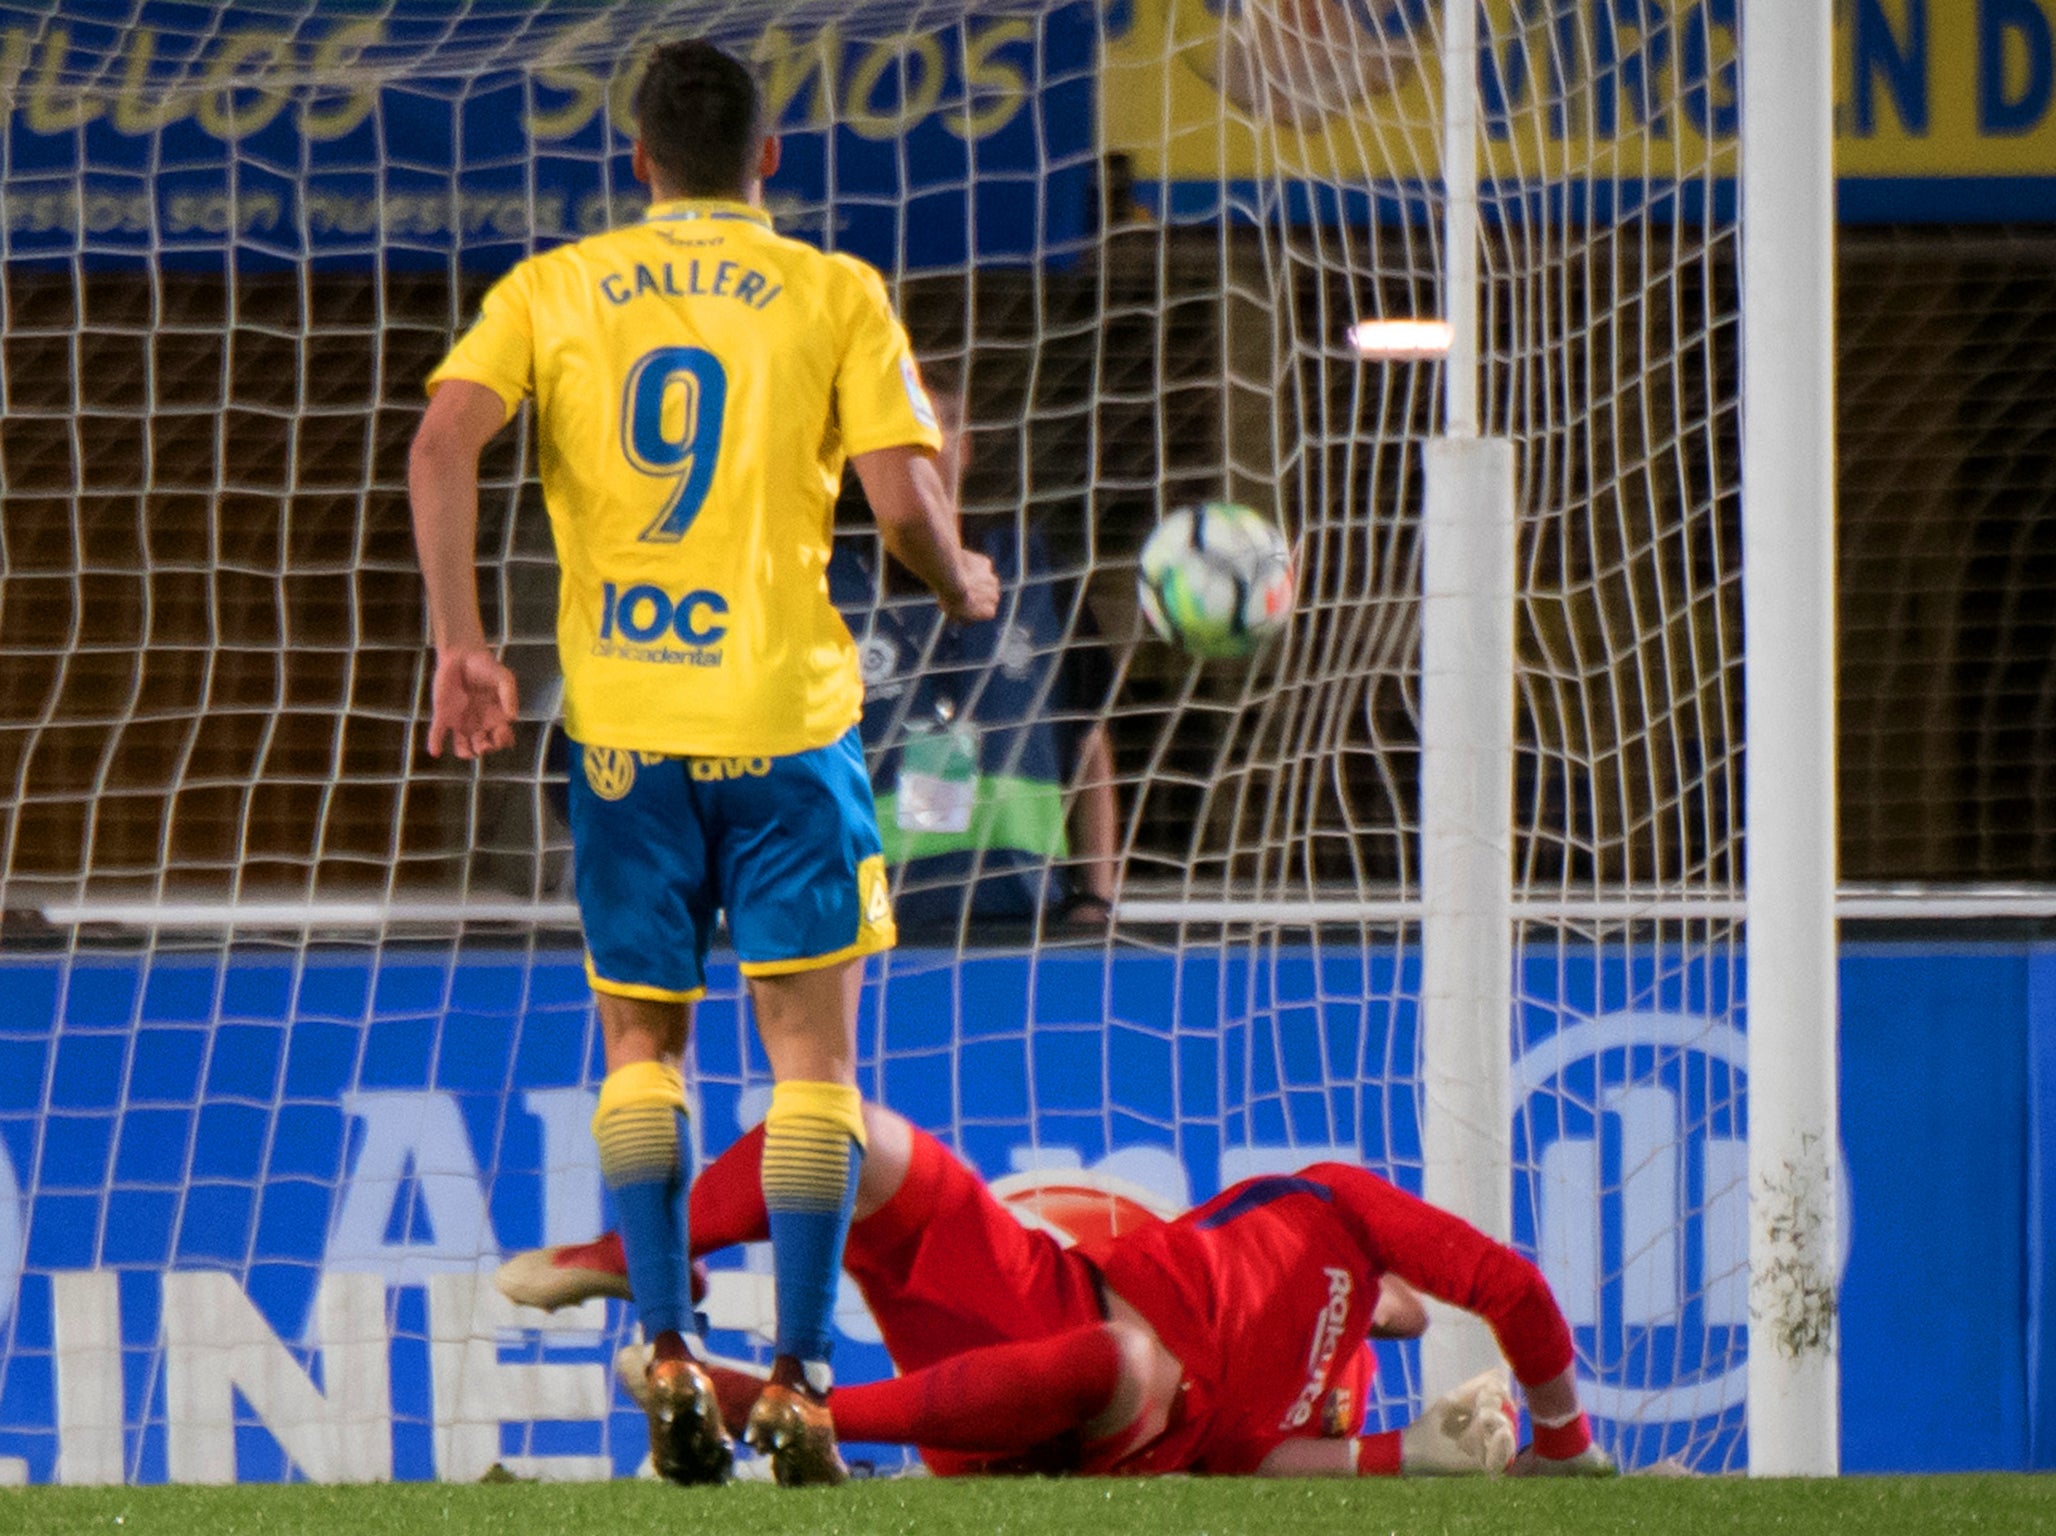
689, 1121, 941, 1262
828, 1324, 1124, 1452
688, 1124, 769, 1255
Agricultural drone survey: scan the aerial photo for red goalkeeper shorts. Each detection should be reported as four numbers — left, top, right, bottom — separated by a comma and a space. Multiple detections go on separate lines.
843, 1126, 1106, 1374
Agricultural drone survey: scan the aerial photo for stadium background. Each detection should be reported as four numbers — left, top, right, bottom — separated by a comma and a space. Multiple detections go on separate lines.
2, 0, 2055, 1484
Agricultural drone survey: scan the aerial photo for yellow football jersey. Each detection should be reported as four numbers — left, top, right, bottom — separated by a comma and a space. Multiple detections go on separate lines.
427, 198, 942, 757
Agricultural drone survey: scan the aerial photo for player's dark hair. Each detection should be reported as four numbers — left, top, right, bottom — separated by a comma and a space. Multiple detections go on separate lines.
634, 39, 763, 198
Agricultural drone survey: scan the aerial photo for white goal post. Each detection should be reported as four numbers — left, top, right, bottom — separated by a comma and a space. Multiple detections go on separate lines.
1738, 0, 1840, 1477
1418, 0, 1517, 1398
1416, 0, 1842, 1473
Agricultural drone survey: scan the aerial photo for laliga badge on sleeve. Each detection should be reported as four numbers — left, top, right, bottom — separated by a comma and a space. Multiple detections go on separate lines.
896, 719, 979, 834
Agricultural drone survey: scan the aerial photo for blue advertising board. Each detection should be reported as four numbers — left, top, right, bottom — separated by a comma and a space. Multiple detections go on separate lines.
0, 3, 1096, 274
1, 937, 2050, 1483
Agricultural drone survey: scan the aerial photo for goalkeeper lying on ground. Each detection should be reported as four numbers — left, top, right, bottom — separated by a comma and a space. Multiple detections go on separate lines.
498, 1107, 1613, 1479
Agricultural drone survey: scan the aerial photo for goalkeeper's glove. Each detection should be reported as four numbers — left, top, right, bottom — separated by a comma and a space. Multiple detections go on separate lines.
1398, 1370, 1516, 1476
1509, 1410, 1618, 1478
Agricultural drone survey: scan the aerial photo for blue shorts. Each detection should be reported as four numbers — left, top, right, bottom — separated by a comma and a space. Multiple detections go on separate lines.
566, 727, 895, 1002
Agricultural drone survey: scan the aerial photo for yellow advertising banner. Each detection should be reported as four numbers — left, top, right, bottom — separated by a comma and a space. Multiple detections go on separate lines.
1104, 1, 2056, 199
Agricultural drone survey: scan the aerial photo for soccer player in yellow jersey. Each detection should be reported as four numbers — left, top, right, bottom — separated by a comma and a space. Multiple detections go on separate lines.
407, 39, 998, 1488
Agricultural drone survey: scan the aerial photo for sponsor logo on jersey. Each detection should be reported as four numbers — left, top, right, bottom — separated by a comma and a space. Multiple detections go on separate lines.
1281, 1265, 1354, 1430
593, 582, 728, 667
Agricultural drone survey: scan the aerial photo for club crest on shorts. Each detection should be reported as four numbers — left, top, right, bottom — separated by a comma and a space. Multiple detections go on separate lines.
859, 855, 892, 926
583, 745, 638, 800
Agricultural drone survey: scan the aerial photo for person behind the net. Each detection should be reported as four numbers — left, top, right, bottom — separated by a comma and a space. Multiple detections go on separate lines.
500, 1107, 1615, 1479
830, 359, 1121, 936
407, 38, 998, 1488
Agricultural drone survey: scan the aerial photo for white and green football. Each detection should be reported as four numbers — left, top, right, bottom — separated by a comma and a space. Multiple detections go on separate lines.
1136, 501, 1295, 660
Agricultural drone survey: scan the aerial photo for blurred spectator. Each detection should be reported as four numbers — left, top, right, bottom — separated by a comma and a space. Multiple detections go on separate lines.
830, 362, 1119, 932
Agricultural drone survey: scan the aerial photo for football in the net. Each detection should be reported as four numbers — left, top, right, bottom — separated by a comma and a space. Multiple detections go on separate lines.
1137, 501, 1295, 659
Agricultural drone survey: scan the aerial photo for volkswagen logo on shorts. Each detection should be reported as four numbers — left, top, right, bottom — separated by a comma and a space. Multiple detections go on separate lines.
582, 745, 638, 801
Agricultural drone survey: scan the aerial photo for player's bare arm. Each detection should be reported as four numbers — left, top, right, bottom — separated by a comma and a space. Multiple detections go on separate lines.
1065, 724, 1120, 921
408, 378, 518, 759
852, 443, 1000, 623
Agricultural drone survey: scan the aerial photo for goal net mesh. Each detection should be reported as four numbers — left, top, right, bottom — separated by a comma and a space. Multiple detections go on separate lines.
0, 0, 1751, 1480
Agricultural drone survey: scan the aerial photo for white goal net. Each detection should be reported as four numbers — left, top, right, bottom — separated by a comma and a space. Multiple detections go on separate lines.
0, 0, 1761, 1482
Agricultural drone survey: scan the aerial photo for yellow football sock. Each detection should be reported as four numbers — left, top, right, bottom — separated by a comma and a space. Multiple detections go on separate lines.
591, 1059, 687, 1189
761, 1079, 866, 1213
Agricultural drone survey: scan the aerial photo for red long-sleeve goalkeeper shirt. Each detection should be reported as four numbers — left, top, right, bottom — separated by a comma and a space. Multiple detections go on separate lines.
1077, 1163, 1575, 1475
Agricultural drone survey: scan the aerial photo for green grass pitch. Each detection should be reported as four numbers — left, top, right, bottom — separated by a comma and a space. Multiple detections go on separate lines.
5, 1475, 2052, 1536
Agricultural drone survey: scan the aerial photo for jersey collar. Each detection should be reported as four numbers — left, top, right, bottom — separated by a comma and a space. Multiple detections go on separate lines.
644, 197, 771, 229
